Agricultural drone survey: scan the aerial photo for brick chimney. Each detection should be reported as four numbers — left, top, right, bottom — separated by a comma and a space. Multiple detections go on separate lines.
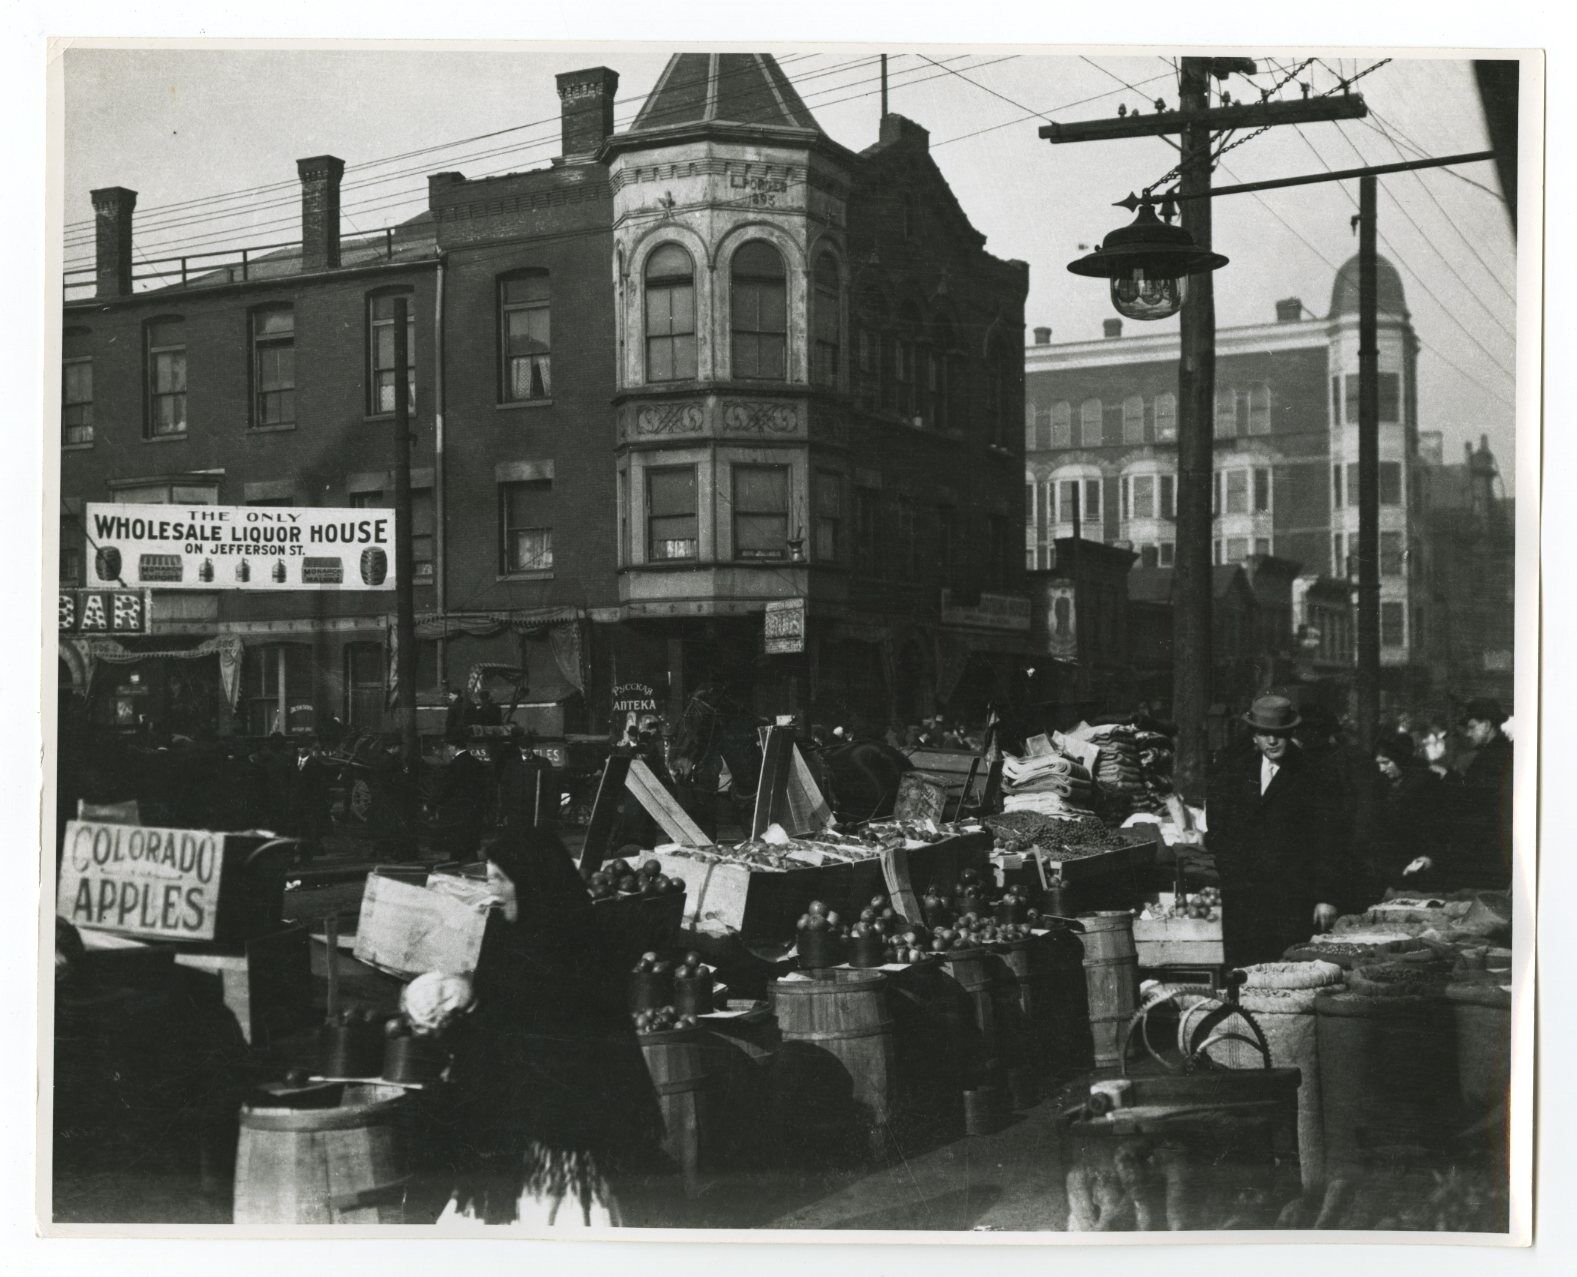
1275, 297, 1303, 322
555, 67, 620, 159
1102, 318, 1123, 338
297, 155, 346, 273
1033, 326, 1052, 345
90, 187, 136, 299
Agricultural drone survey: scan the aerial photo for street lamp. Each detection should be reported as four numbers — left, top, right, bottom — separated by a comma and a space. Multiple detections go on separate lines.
1066, 196, 1228, 321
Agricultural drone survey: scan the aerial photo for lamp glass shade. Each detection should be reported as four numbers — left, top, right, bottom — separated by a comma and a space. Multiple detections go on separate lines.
1110, 269, 1186, 322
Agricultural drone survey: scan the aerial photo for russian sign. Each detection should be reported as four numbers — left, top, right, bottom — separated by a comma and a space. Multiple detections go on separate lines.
59, 589, 150, 634
939, 590, 1032, 633
85, 503, 397, 591
611, 681, 661, 740
57, 819, 225, 941
764, 598, 807, 654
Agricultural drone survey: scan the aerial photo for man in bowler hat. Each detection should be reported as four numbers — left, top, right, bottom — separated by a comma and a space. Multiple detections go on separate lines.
1206, 695, 1356, 964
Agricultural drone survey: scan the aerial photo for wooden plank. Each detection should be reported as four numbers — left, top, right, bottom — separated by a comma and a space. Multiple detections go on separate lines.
879, 846, 923, 924
1039, 94, 1368, 144
625, 758, 712, 847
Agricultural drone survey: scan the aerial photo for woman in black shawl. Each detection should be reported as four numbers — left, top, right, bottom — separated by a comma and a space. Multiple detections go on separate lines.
437, 829, 667, 1227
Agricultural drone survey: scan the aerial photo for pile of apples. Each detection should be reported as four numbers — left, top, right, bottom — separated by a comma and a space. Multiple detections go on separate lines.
1171, 886, 1221, 920
848, 893, 933, 964
928, 913, 1038, 952
794, 899, 849, 938
631, 950, 675, 979
632, 1005, 699, 1034
586, 857, 684, 901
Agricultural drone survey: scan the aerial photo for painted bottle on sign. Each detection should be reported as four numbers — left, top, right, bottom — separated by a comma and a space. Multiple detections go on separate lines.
236, 558, 250, 583
198, 558, 214, 583
272, 559, 287, 584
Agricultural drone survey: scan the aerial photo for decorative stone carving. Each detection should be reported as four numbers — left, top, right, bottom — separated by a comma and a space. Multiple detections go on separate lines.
721, 400, 800, 435
634, 402, 705, 437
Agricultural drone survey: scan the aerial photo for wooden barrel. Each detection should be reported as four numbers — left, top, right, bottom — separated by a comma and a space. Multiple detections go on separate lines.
940, 948, 1002, 1086
1079, 911, 1138, 1070
770, 971, 899, 1165
234, 1083, 411, 1224
847, 962, 966, 1140
639, 1027, 712, 1192
995, 937, 1055, 1081
1315, 989, 1459, 1176
1041, 923, 1093, 1077
700, 1012, 781, 1171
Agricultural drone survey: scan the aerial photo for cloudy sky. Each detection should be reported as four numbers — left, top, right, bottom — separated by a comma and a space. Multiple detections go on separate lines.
59, 44, 1521, 475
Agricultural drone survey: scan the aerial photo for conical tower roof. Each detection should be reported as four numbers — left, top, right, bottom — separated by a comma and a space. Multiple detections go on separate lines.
628, 53, 822, 136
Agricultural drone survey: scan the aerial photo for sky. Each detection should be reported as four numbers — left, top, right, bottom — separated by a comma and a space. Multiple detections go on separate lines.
58, 44, 1521, 476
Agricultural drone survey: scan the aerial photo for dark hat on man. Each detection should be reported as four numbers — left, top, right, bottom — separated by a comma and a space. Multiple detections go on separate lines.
1459, 698, 1507, 727
1374, 731, 1415, 764
1242, 695, 1301, 734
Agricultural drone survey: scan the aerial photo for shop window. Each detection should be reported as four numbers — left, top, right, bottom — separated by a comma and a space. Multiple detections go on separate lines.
1153, 392, 1176, 443
647, 465, 698, 561
644, 244, 697, 382
368, 291, 416, 416
814, 470, 842, 562
500, 271, 552, 402
145, 318, 187, 438
63, 356, 93, 446
1079, 398, 1103, 447
251, 306, 296, 428
499, 479, 553, 574
731, 241, 787, 381
344, 642, 385, 732
1051, 401, 1073, 448
1123, 395, 1145, 444
733, 464, 790, 560
811, 254, 841, 387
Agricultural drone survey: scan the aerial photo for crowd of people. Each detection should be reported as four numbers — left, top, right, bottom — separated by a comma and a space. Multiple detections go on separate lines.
1208, 693, 1515, 965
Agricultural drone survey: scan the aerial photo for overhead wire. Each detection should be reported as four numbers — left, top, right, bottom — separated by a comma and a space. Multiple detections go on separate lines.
62, 52, 876, 254
61, 50, 831, 235
64, 53, 1004, 265
1290, 121, 1517, 372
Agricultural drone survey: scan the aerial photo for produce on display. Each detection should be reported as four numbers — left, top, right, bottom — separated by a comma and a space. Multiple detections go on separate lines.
585, 857, 684, 900
632, 1005, 699, 1035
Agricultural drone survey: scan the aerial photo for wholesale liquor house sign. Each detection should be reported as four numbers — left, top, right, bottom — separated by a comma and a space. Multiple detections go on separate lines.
85, 503, 398, 592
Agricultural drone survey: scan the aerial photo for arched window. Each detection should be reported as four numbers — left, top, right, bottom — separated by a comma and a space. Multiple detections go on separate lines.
644, 244, 697, 382
1080, 397, 1103, 448
811, 254, 841, 387
1153, 392, 1177, 443
499, 270, 551, 402
1122, 394, 1145, 444
730, 240, 787, 381
1050, 401, 1073, 448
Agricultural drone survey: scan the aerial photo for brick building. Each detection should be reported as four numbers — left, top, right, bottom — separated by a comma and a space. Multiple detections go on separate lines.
57, 53, 1030, 743
1024, 255, 1430, 708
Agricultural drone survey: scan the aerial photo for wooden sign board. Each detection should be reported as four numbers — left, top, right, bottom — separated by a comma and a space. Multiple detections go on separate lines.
57, 820, 226, 941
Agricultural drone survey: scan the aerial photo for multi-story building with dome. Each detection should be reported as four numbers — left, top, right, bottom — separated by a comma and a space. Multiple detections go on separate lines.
1023, 255, 1432, 707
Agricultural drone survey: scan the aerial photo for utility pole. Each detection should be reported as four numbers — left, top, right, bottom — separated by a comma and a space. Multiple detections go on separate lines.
1042, 57, 1367, 803
1174, 58, 1216, 804
393, 296, 419, 770
1355, 176, 1380, 749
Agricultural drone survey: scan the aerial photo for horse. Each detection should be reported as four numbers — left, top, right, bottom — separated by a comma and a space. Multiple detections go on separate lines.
668, 687, 910, 830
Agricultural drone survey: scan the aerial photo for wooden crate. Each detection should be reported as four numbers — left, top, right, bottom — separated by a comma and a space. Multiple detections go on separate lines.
1134, 892, 1225, 966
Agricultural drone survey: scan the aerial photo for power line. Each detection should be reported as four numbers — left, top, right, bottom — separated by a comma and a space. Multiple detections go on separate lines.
1288, 122, 1517, 383
65, 54, 998, 265
930, 70, 1175, 148
61, 50, 832, 234
63, 52, 870, 250
1361, 106, 1507, 204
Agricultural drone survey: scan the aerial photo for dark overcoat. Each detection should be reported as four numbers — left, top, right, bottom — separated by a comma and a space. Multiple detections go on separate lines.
1206, 741, 1356, 965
